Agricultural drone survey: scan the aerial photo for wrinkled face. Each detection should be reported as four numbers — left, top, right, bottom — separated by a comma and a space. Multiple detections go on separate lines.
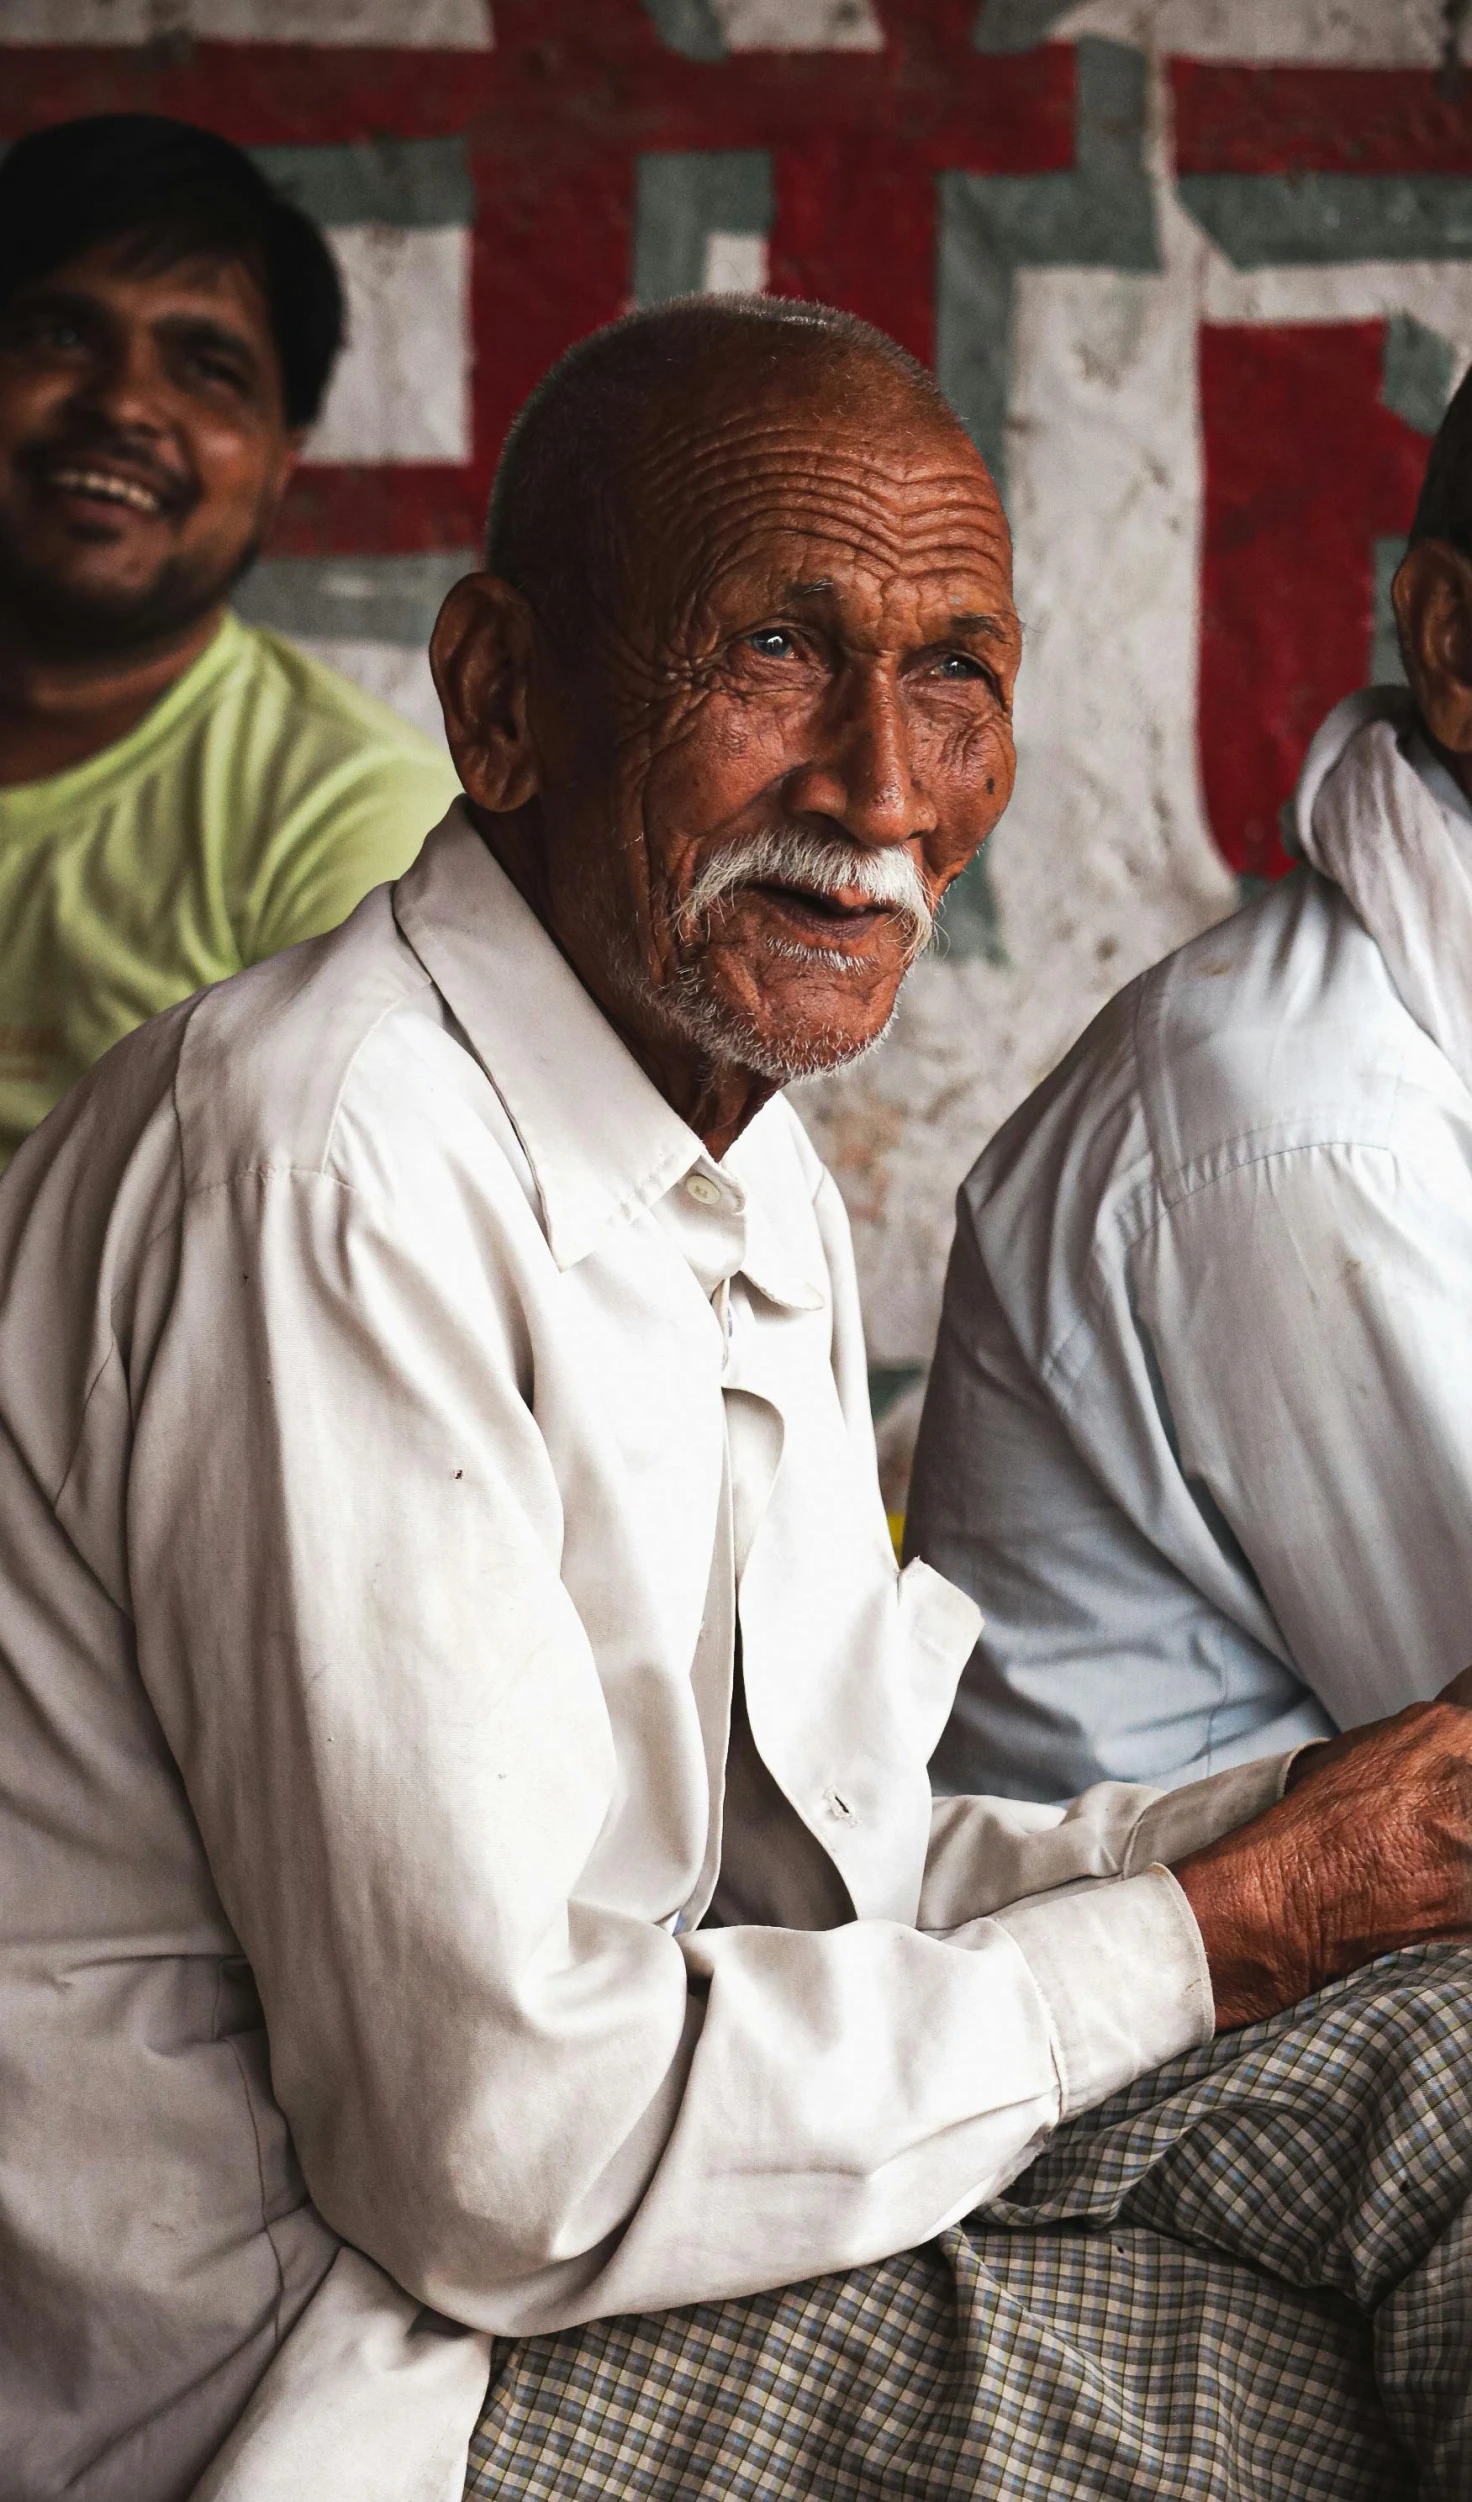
527, 370, 1020, 1083
0, 238, 297, 657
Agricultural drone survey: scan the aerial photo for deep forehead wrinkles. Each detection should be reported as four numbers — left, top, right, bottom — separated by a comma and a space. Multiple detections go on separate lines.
618, 403, 1013, 652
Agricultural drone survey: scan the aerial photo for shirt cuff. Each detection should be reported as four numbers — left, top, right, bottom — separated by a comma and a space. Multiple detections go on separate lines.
992, 1866, 1212, 2119
1121, 1749, 1290, 1876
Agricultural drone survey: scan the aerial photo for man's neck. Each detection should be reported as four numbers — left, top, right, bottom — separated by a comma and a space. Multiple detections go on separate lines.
472, 802, 777, 1160
0, 604, 224, 789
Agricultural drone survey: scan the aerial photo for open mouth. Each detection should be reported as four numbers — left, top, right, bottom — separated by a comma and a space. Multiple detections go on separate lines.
751, 881, 894, 934
34, 459, 179, 520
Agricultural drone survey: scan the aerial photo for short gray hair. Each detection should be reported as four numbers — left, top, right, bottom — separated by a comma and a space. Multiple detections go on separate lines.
483, 295, 963, 641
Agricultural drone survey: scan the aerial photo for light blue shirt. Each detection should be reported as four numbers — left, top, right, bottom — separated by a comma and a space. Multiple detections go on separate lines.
911, 757, 1472, 1801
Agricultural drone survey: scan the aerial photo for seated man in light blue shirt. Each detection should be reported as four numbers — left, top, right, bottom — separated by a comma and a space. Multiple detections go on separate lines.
911, 369, 1472, 1803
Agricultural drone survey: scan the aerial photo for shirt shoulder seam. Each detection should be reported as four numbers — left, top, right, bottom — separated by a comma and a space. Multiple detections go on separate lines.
1040, 1131, 1403, 1400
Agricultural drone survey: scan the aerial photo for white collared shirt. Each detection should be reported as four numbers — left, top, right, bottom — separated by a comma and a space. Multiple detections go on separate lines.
0, 807, 1281, 2502
913, 737, 1472, 1804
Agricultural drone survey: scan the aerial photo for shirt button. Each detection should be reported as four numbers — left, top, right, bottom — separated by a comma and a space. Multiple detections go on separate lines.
685, 1173, 723, 1207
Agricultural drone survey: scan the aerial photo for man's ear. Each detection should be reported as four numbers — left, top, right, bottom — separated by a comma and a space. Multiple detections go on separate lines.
251, 428, 305, 546
430, 574, 540, 810
1392, 540, 1472, 752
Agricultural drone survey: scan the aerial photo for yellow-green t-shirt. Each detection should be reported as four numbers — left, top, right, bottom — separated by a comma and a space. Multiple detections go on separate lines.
0, 611, 462, 1164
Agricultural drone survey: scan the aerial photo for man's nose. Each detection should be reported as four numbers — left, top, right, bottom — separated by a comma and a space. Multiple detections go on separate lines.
781, 666, 937, 849
73, 329, 170, 437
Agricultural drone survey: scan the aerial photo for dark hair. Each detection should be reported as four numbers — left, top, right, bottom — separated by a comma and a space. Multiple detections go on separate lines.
0, 114, 344, 427
485, 294, 960, 634
1410, 362, 1472, 560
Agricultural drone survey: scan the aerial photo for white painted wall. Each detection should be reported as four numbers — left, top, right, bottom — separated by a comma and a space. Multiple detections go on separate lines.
710, 0, 883, 46
305, 228, 472, 465
1060, 0, 1444, 64
4, 0, 492, 43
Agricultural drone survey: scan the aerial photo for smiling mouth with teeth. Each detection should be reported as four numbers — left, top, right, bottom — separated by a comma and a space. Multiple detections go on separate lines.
45, 466, 169, 516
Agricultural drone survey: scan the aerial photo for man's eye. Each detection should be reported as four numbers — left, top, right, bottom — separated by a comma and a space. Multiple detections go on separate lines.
935, 652, 987, 680
7, 316, 85, 354
746, 628, 796, 660
183, 352, 249, 393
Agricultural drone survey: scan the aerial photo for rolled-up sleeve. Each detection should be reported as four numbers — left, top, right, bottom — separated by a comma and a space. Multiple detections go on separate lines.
916, 1752, 1291, 2111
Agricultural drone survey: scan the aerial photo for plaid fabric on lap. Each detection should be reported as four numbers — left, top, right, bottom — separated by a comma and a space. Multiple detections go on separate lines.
466, 1946, 1472, 2500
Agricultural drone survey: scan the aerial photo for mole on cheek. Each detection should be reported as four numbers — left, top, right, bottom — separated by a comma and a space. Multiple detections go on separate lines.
986, 777, 995, 793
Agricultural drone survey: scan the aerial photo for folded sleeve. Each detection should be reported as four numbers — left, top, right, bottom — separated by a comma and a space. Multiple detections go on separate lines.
915, 1753, 1293, 2112
919, 1748, 1288, 1933
991, 1869, 1211, 2115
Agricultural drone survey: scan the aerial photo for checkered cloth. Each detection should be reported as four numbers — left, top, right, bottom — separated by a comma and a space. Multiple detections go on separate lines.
465, 1945, 1472, 2500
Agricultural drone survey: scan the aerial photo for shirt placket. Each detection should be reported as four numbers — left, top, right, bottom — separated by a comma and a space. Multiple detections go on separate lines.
657, 1163, 750, 1934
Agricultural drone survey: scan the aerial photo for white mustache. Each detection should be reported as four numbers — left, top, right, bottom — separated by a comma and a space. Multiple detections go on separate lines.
677, 827, 936, 956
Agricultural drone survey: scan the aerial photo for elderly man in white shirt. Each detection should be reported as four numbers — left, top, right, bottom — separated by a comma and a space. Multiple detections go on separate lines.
911, 366, 1472, 1809
1, 298, 1470, 2502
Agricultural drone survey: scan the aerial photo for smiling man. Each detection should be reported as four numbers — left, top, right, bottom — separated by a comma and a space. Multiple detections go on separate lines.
0, 115, 458, 1161
1, 300, 1471, 2502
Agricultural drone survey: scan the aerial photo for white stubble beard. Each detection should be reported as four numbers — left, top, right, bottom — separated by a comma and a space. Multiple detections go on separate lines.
637, 824, 937, 1084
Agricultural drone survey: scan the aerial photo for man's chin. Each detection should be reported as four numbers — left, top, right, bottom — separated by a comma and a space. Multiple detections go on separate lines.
664, 971, 906, 1086
0, 535, 255, 662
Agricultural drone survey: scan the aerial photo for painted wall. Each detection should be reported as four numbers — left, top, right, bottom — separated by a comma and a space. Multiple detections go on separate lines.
4, 0, 1469, 1478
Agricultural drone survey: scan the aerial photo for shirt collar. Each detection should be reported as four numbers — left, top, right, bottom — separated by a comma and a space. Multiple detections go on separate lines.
1284, 684, 1472, 856
1407, 724, 1472, 833
393, 805, 822, 1308
1284, 682, 1418, 857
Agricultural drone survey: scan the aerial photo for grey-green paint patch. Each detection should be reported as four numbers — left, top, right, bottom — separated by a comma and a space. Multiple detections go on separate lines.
1381, 314, 1459, 436
234, 552, 479, 647
1370, 307, 1447, 694
252, 137, 474, 232
634, 150, 774, 304
869, 1362, 927, 1421
938, 849, 1009, 964
1178, 173, 1472, 270
936, 42, 1158, 489
1371, 536, 1409, 688
971, 0, 1075, 51
640, 0, 727, 59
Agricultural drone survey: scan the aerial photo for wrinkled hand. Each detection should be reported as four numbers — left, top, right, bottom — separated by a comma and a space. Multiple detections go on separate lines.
1174, 1666, 1472, 2031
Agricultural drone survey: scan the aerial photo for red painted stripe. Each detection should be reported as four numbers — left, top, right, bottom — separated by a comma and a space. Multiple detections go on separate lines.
0, 4, 1073, 166
1172, 61, 1472, 177
0, 46, 477, 141
772, 131, 940, 369
273, 467, 485, 555
1198, 323, 1428, 880
468, 129, 635, 490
